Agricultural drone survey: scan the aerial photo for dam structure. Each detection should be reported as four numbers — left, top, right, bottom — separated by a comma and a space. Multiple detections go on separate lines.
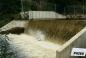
0, 20, 86, 58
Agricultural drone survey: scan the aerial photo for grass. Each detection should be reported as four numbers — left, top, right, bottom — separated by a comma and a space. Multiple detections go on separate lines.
26, 20, 86, 44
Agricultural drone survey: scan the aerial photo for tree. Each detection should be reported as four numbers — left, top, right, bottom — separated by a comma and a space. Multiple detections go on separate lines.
0, 0, 21, 14
0, 0, 21, 27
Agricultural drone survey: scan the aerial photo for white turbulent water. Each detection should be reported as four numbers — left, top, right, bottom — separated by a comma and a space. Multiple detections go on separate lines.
7, 34, 61, 58
27, 29, 45, 41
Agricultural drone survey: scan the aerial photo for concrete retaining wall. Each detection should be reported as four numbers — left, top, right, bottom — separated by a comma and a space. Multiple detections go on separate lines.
56, 27, 86, 58
0, 20, 28, 32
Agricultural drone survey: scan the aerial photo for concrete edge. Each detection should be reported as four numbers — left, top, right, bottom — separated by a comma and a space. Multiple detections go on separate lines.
57, 26, 86, 52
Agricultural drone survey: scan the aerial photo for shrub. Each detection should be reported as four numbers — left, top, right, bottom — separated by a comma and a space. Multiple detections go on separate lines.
0, 35, 16, 58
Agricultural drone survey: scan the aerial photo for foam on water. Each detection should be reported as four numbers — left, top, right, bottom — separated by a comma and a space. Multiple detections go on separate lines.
7, 34, 61, 58
27, 29, 45, 41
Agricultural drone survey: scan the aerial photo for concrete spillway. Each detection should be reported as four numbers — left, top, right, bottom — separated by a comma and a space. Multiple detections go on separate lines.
0, 20, 86, 58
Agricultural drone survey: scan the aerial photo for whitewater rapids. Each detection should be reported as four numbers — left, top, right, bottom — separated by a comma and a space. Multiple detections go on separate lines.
7, 34, 61, 58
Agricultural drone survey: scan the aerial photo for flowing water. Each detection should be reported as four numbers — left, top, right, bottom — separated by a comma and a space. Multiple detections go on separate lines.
27, 29, 45, 41
6, 34, 61, 58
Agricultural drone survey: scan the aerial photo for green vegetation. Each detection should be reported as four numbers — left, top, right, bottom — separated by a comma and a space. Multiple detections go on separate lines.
12, 0, 85, 14
27, 20, 86, 44
0, 35, 16, 58
0, 0, 21, 27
